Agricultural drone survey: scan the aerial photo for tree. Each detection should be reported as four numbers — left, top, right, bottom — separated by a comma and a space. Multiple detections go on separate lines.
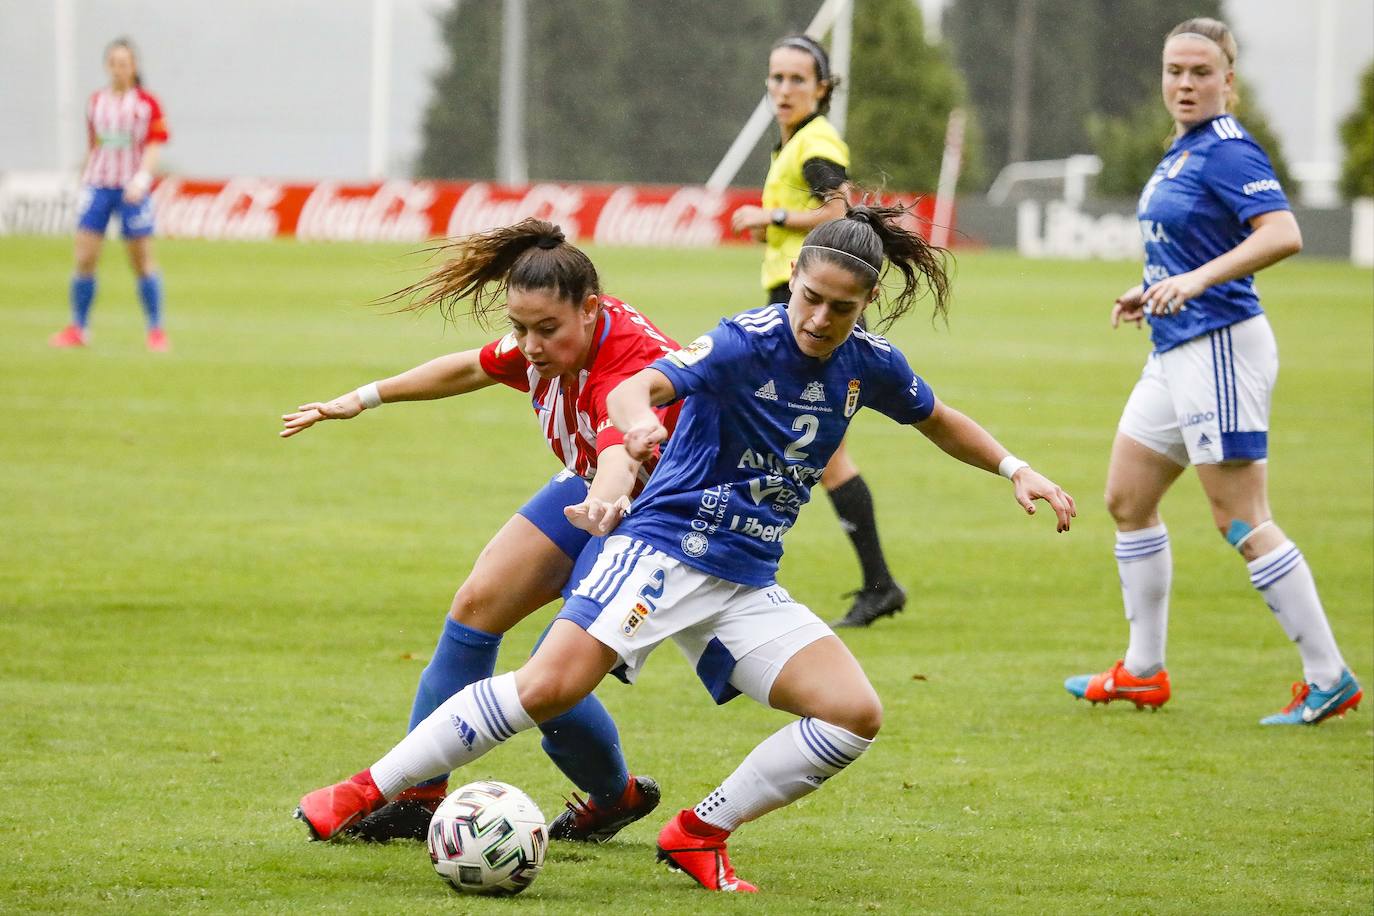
1090, 78, 1294, 200
943, 0, 1225, 186
416, 0, 976, 192
1339, 61, 1374, 200
417, 0, 817, 183
847, 0, 983, 191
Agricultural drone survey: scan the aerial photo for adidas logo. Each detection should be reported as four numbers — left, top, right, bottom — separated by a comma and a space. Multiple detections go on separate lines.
754, 379, 778, 401
1197, 433, 1213, 448
799, 381, 825, 403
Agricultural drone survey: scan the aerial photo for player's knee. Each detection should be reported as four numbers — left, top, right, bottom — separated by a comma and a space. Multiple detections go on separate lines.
835, 692, 883, 740
447, 579, 495, 625
513, 662, 581, 723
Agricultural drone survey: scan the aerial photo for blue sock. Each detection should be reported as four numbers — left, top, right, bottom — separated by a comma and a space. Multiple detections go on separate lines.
407, 618, 502, 787
137, 273, 163, 329
539, 696, 630, 807
531, 620, 630, 807
71, 274, 95, 328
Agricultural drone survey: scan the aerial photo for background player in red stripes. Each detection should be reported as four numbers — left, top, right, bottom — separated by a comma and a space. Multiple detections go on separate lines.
51, 37, 170, 352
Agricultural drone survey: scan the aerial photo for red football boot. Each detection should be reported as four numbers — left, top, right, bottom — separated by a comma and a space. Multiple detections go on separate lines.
549, 774, 661, 843
146, 328, 170, 352
656, 809, 758, 893
1065, 659, 1171, 709
294, 770, 386, 841
49, 325, 87, 348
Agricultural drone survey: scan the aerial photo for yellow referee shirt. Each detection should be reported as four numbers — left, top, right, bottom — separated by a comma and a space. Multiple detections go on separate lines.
760, 114, 850, 291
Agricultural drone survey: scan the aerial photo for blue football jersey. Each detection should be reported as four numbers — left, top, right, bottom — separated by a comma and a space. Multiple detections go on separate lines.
615, 304, 936, 587
1136, 114, 1290, 352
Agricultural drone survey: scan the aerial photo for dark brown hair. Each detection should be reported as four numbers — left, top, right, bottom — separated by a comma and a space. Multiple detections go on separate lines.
384, 219, 600, 328
771, 34, 840, 116
796, 201, 951, 331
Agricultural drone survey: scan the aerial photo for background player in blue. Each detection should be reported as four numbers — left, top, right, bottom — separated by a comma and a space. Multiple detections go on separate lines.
1064, 18, 1361, 725
295, 204, 1076, 893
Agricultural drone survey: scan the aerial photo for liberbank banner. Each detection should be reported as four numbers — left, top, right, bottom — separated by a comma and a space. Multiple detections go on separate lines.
0, 173, 939, 246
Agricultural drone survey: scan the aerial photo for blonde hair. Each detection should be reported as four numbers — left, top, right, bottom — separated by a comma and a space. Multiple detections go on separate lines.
1165, 17, 1238, 109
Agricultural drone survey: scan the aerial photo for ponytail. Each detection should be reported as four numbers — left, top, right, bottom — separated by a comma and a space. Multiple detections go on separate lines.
382, 218, 600, 329
796, 200, 950, 331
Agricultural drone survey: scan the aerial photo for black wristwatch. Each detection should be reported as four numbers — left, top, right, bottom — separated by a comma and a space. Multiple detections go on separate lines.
770, 208, 788, 227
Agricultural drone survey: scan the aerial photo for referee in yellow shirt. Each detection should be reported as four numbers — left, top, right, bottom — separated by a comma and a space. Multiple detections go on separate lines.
732, 34, 907, 628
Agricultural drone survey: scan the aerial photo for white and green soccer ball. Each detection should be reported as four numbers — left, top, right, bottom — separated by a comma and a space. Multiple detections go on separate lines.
427, 780, 548, 896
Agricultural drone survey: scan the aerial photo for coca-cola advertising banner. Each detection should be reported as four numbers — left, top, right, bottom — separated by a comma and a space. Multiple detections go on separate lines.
0, 173, 942, 246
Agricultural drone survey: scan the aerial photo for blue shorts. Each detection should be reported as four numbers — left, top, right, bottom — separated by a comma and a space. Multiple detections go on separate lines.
517, 470, 593, 570
76, 186, 155, 239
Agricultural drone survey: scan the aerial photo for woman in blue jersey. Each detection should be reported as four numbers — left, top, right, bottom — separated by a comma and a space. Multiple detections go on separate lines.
295, 203, 1075, 892
1064, 17, 1360, 725
731, 33, 907, 629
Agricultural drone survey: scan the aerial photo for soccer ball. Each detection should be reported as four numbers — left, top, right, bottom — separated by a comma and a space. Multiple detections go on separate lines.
427, 780, 548, 896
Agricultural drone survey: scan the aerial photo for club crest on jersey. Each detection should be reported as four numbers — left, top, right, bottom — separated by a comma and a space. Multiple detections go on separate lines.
844, 379, 861, 418
681, 531, 709, 557
621, 609, 646, 637
799, 381, 826, 403
1166, 150, 1190, 179
754, 379, 778, 401
666, 335, 713, 368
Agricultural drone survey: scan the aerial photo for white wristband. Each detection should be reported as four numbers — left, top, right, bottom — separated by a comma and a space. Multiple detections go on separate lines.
356, 382, 382, 410
998, 455, 1029, 480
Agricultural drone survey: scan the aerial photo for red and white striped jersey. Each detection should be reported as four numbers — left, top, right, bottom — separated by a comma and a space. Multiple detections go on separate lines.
478, 295, 682, 486
82, 87, 170, 188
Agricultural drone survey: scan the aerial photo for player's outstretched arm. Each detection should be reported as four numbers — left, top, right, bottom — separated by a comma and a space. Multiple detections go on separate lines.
913, 399, 1077, 533
279, 348, 497, 438
564, 445, 641, 536
607, 368, 676, 462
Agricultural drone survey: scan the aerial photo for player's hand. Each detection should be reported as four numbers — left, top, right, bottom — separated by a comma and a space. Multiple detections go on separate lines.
623, 420, 668, 462
1111, 284, 1146, 329
280, 391, 365, 438
122, 186, 148, 205
1141, 271, 1207, 318
1010, 467, 1076, 533
731, 205, 769, 234
564, 495, 632, 536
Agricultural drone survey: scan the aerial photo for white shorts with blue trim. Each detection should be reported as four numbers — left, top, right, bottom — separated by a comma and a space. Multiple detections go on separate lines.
559, 534, 831, 705
1119, 314, 1277, 466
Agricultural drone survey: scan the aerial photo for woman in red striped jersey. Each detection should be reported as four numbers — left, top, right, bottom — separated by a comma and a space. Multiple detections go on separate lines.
51, 37, 171, 352
281, 219, 678, 844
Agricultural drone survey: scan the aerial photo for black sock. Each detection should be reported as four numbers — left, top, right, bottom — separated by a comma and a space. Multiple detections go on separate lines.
827, 475, 894, 592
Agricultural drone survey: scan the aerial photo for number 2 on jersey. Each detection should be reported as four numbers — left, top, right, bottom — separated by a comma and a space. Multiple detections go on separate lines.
784, 414, 819, 462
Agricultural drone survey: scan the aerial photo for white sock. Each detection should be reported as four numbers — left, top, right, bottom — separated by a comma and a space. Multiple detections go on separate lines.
1116, 524, 1171, 676
370, 673, 535, 799
1248, 540, 1346, 690
694, 718, 873, 832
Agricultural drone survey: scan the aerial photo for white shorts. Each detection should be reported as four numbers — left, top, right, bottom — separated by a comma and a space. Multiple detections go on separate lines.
559, 535, 832, 705
1118, 315, 1277, 466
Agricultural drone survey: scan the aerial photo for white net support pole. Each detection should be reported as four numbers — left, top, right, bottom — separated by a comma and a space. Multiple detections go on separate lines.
497, 0, 528, 184
54, 0, 76, 172
705, 0, 850, 191
829, 0, 853, 136
929, 107, 965, 249
368, 0, 393, 179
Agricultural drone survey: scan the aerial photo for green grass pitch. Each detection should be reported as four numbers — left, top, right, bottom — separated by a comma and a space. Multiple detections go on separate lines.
1, 236, 1370, 914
